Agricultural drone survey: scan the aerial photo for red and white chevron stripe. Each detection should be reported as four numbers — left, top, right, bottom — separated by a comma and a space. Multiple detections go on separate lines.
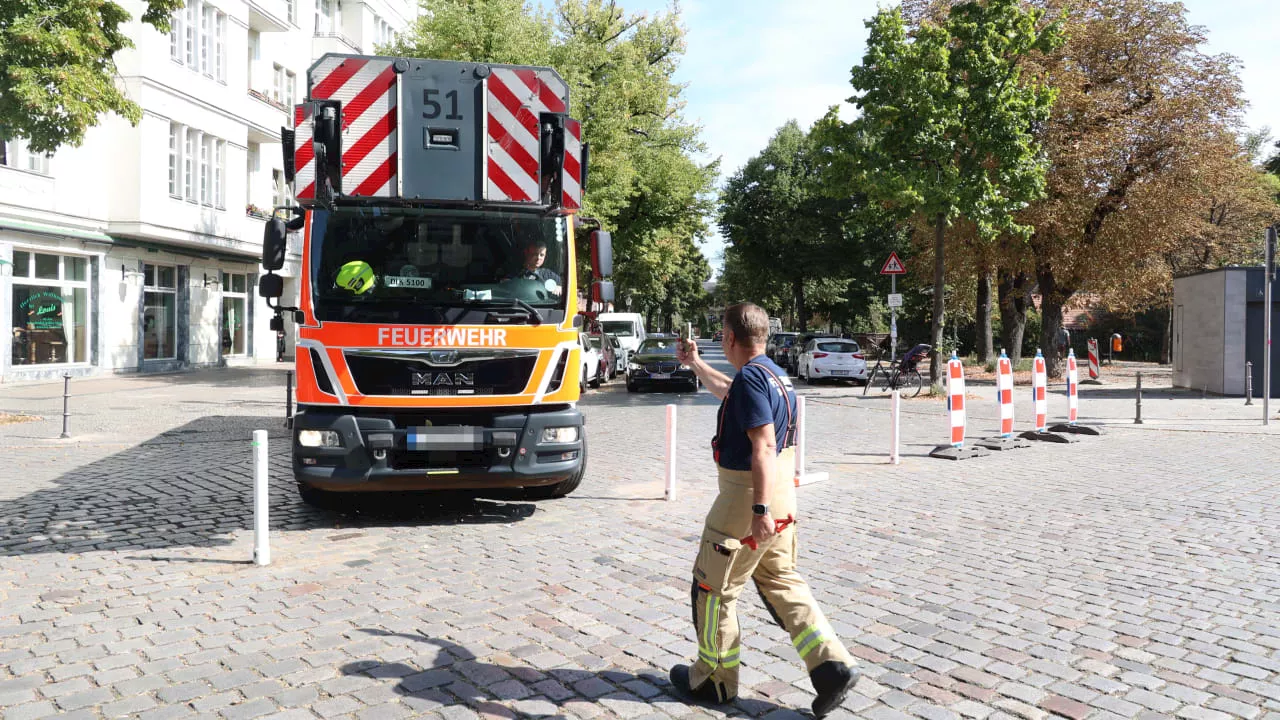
485, 67, 568, 203
947, 356, 966, 448
293, 104, 315, 200
562, 118, 582, 209
296, 56, 399, 200
1067, 350, 1079, 424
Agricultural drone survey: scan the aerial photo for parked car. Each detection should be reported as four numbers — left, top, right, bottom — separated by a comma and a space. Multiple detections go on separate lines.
767, 332, 798, 363
605, 333, 627, 375
779, 332, 820, 373
578, 332, 603, 391
797, 338, 867, 384
712, 330, 724, 342
587, 334, 616, 381
627, 337, 698, 392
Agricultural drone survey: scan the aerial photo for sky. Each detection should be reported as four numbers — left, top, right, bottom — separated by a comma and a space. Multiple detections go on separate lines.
609, 0, 1280, 274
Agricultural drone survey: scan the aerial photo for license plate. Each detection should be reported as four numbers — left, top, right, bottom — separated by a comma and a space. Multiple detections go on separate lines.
830, 370, 849, 376
408, 426, 482, 451
650, 373, 670, 380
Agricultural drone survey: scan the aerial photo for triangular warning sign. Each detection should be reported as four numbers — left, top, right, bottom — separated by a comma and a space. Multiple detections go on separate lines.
880, 252, 907, 275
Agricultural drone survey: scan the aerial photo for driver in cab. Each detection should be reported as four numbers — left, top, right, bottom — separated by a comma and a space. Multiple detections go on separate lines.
509, 240, 562, 293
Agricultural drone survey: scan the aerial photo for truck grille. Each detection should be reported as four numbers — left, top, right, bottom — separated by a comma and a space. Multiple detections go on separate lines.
344, 349, 538, 396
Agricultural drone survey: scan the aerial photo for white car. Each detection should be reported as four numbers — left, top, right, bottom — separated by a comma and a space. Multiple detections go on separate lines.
797, 338, 868, 384
578, 333, 603, 391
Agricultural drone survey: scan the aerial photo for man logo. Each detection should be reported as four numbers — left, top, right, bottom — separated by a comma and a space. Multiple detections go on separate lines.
412, 372, 475, 387
428, 350, 461, 365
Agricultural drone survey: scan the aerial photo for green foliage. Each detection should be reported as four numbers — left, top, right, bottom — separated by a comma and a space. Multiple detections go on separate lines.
841, 1, 1061, 239
393, 0, 717, 318
0, 0, 181, 152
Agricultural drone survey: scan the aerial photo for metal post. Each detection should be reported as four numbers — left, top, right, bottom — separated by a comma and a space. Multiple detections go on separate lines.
795, 395, 807, 479
1264, 226, 1275, 425
253, 429, 271, 565
1246, 361, 1253, 405
285, 370, 294, 428
59, 373, 71, 439
1134, 372, 1144, 425
664, 404, 677, 501
890, 274, 897, 363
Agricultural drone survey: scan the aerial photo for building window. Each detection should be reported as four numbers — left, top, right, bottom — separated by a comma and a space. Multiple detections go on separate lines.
172, 1, 226, 78
285, 70, 296, 108
199, 134, 211, 205
1, 140, 51, 175
215, 13, 226, 82
287, 0, 296, 25
221, 272, 248, 356
143, 264, 178, 360
10, 251, 92, 366
168, 124, 180, 196
316, 0, 333, 34
183, 128, 196, 202
272, 169, 286, 207
215, 140, 225, 209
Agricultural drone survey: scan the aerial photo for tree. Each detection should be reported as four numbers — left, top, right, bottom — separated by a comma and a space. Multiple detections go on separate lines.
718, 121, 855, 332
840, 0, 1062, 383
0, 0, 181, 152
1017, 0, 1272, 375
391, 0, 718, 318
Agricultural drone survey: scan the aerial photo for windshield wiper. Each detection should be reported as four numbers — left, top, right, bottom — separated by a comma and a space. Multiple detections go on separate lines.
447, 298, 543, 326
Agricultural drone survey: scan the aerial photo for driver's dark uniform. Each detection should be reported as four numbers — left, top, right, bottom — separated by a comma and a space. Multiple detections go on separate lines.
517, 267, 561, 285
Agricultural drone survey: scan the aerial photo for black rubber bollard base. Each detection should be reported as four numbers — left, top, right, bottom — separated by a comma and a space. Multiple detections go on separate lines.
1020, 430, 1078, 444
1048, 423, 1103, 436
929, 445, 992, 460
977, 435, 1033, 451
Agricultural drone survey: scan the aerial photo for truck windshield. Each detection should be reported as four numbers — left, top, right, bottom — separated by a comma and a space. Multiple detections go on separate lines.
310, 207, 569, 324
600, 321, 635, 337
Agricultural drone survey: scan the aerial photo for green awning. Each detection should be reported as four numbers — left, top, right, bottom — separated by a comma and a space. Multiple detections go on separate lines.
0, 217, 113, 244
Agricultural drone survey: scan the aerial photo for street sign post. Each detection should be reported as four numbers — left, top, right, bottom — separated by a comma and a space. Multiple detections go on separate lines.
881, 253, 907, 361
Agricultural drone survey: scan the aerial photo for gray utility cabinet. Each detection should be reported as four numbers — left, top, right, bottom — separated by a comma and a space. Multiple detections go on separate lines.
1172, 267, 1280, 397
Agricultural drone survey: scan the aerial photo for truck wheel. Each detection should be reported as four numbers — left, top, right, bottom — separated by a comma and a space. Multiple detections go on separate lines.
527, 436, 586, 499
296, 482, 338, 510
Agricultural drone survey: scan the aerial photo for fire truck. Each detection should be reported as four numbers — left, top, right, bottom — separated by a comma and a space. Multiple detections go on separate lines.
257, 54, 613, 506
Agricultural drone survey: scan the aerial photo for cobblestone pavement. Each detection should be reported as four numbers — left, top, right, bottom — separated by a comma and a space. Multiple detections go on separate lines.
1, 351, 1278, 720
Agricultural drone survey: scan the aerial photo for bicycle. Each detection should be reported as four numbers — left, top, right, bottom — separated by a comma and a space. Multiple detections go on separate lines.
862, 343, 929, 398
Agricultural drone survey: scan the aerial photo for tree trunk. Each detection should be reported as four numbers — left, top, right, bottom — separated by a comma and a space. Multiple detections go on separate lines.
794, 278, 807, 332
997, 271, 1028, 365
1163, 304, 1172, 365
976, 269, 994, 364
1036, 267, 1073, 378
930, 212, 946, 385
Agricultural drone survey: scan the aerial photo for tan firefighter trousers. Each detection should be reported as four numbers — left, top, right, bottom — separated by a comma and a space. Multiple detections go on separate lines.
689, 448, 854, 701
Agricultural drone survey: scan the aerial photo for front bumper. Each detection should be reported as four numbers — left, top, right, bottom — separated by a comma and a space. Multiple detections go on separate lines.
628, 368, 697, 387
292, 405, 584, 491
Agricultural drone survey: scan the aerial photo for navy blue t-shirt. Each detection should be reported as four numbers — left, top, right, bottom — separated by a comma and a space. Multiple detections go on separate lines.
713, 355, 797, 471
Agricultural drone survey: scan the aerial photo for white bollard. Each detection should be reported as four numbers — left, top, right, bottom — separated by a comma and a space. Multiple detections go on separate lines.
794, 396, 829, 486
889, 389, 901, 465
664, 404, 677, 501
253, 429, 271, 566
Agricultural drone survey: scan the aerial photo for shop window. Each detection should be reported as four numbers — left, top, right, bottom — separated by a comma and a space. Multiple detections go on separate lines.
221, 272, 248, 355
10, 251, 92, 366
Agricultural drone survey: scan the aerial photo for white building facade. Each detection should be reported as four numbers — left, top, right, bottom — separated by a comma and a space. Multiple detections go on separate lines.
0, 0, 415, 383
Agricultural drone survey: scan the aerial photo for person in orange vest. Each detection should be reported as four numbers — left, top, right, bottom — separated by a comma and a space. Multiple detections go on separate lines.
671, 302, 859, 717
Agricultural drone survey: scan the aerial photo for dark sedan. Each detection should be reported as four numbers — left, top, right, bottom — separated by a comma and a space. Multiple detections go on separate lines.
626, 338, 698, 392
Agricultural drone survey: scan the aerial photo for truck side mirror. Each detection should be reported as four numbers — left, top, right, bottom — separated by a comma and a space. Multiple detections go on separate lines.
262, 217, 288, 271
259, 273, 284, 299
580, 142, 590, 191
591, 280, 614, 304
590, 230, 612, 277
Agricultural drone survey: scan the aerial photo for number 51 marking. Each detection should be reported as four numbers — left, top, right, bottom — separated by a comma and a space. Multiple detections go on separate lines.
423, 89, 463, 120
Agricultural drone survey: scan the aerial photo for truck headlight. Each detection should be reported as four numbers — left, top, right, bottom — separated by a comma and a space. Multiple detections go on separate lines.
298, 430, 342, 448
541, 426, 580, 444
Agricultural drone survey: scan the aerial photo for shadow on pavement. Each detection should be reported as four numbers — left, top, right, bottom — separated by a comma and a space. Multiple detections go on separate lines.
345, 632, 790, 719
0, 415, 535, 557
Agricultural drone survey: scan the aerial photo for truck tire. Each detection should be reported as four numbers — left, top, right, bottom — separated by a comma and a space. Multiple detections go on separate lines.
526, 435, 586, 499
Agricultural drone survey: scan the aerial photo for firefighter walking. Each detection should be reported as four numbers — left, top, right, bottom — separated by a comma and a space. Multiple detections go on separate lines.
671, 303, 859, 717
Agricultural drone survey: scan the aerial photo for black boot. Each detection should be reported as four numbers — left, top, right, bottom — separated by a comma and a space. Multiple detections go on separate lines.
668, 664, 733, 705
810, 661, 859, 718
